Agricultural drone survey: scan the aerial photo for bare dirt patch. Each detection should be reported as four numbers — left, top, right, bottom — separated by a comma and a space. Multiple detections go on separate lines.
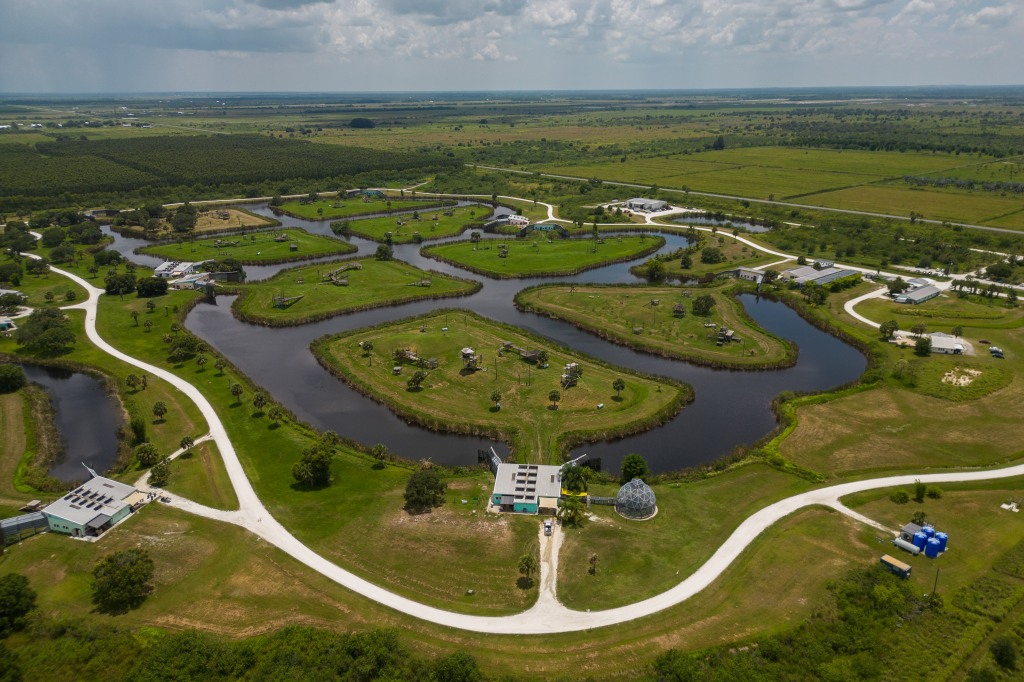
943, 367, 982, 387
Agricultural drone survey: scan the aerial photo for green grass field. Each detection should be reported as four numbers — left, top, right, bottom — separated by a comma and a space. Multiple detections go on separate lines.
515, 283, 795, 368
558, 464, 809, 609
137, 228, 355, 264
279, 197, 451, 220
644, 236, 779, 279
164, 440, 239, 511
2, 268, 88, 309
230, 257, 480, 326
794, 184, 1024, 225
312, 310, 687, 462
344, 205, 487, 243
421, 235, 664, 278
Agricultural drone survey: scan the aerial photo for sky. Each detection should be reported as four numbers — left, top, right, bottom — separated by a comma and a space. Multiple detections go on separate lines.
0, 0, 1020, 93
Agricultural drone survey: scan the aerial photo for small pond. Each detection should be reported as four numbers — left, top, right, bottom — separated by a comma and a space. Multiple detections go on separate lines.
20, 364, 123, 483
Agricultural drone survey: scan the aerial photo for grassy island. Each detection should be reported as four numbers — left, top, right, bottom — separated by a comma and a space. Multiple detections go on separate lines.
230, 257, 481, 327
138, 228, 355, 264
341, 205, 488, 243
421, 234, 665, 278
278, 197, 455, 221
310, 309, 689, 461
515, 282, 796, 369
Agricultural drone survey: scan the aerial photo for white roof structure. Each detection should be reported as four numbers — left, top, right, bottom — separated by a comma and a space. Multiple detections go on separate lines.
897, 285, 940, 304
492, 463, 563, 506
154, 261, 202, 278
43, 476, 138, 529
930, 332, 965, 354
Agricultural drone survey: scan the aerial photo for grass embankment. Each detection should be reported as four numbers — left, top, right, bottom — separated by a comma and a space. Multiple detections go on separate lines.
311, 309, 688, 462
136, 228, 355, 265
278, 197, 454, 221
515, 282, 796, 369
90, 292, 540, 615
164, 440, 238, 511
229, 257, 481, 327
343, 205, 487, 243
558, 464, 810, 610
771, 282, 1024, 477
421, 234, 664, 278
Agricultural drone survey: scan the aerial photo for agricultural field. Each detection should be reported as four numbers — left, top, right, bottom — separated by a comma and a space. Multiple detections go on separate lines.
230, 257, 480, 326
138, 228, 355, 264
515, 283, 795, 368
793, 184, 1024, 225
421, 234, 664, 278
112, 207, 279, 239
311, 310, 687, 461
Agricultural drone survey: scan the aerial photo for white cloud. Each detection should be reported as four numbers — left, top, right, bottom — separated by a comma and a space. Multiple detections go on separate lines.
0, 0, 1021, 91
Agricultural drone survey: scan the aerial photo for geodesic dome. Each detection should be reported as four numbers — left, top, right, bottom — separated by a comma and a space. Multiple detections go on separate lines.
615, 478, 657, 520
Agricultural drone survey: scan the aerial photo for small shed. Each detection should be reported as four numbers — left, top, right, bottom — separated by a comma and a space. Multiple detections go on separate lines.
880, 554, 912, 578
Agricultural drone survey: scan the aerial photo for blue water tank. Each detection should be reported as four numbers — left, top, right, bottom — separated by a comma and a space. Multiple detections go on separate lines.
925, 537, 941, 558
913, 531, 929, 549
935, 532, 948, 552
922, 526, 935, 538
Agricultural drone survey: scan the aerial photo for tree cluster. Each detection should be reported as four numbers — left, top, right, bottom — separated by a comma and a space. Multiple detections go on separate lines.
404, 468, 447, 513
13, 307, 75, 355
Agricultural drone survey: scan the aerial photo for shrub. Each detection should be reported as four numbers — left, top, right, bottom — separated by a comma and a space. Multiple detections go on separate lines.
0, 364, 26, 394
90, 549, 154, 613
404, 468, 446, 513
621, 453, 649, 482
890, 490, 911, 504
926, 486, 943, 499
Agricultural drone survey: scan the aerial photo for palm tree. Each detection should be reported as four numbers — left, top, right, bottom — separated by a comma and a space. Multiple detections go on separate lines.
195, 354, 207, 371
252, 391, 268, 414
130, 310, 139, 326
518, 553, 538, 587
557, 496, 585, 528
561, 464, 587, 494
125, 374, 140, 392
363, 341, 374, 366
548, 389, 561, 409
267, 406, 283, 426
229, 383, 243, 403
490, 390, 501, 410
143, 319, 153, 333
152, 401, 167, 422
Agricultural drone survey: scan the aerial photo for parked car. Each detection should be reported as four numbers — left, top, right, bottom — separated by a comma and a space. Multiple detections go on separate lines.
544, 520, 553, 536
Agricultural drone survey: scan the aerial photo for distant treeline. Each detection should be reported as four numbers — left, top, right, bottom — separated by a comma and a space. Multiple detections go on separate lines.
903, 175, 1024, 194
0, 135, 458, 212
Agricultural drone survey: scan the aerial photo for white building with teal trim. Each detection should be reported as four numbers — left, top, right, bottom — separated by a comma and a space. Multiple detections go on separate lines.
491, 463, 563, 515
43, 475, 145, 538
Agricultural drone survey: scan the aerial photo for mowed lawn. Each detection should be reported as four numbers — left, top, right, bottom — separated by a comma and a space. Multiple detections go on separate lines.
516, 283, 794, 368
138, 228, 355, 264
313, 310, 686, 461
422, 235, 664, 278
231, 257, 479, 326
164, 440, 238, 511
558, 464, 810, 610
346, 205, 487, 243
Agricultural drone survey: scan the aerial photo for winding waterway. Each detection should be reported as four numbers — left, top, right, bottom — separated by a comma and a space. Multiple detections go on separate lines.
108, 203, 866, 474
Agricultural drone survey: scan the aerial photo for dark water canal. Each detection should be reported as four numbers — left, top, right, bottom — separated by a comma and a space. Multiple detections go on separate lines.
148, 202, 868, 474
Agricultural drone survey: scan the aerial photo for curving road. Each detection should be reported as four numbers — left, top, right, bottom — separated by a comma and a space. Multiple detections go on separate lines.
26, 219, 1024, 635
